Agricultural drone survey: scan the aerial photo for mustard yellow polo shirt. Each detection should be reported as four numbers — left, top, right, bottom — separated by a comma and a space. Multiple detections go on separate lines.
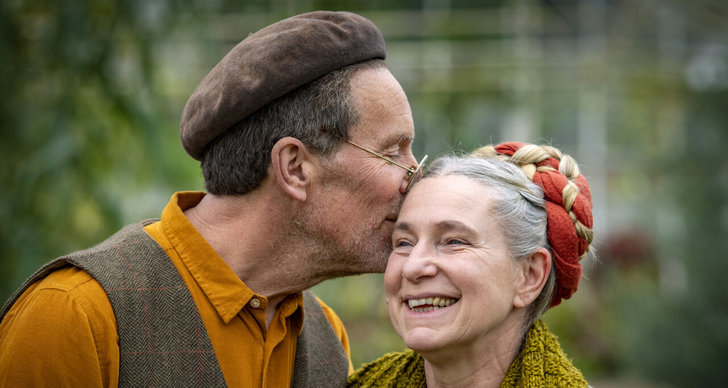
0, 191, 352, 387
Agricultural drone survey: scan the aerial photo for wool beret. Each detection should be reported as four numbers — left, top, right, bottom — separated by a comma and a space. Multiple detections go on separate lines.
180, 11, 387, 160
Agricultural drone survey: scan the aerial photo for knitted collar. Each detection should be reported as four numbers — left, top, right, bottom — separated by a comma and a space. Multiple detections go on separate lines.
501, 320, 588, 387
347, 320, 587, 387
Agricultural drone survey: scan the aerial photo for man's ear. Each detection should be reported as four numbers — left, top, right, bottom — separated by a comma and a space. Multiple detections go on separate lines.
271, 137, 315, 202
513, 248, 552, 309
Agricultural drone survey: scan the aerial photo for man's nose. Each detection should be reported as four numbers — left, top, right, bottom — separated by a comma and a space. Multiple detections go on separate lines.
399, 154, 421, 194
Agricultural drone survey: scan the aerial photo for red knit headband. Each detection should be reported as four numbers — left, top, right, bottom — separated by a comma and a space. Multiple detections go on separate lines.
482, 142, 594, 307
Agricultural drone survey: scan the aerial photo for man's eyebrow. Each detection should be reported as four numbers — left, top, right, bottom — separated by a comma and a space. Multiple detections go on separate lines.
383, 134, 413, 146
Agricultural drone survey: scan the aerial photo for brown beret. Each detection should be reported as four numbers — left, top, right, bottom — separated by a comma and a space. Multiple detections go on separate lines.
180, 11, 387, 160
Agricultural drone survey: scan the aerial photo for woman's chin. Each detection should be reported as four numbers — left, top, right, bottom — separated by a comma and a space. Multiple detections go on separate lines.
400, 328, 448, 354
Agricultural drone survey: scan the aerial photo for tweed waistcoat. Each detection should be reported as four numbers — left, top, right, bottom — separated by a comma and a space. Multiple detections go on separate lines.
1, 221, 348, 387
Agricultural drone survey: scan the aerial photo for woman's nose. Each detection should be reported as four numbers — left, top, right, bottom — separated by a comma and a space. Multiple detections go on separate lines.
401, 244, 437, 282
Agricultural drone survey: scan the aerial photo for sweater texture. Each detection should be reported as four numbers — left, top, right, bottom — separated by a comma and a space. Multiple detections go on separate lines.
347, 320, 587, 387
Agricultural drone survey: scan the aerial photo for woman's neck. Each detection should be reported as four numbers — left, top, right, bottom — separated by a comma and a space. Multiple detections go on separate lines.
423, 351, 514, 388
420, 316, 526, 388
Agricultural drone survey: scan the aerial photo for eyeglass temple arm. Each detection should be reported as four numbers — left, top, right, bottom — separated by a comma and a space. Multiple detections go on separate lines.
346, 140, 418, 172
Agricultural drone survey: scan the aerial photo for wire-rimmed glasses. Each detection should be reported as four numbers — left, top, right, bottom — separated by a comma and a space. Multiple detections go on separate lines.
346, 140, 428, 192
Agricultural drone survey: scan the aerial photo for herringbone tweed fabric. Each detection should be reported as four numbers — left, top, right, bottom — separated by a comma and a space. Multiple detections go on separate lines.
294, 292, 349, 387
3, 221, 226, 387
2, 221, 349, 388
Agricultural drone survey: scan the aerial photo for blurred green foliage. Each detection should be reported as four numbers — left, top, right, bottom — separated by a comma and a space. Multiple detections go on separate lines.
0, 0, 204, 300
2, 1, 728, 387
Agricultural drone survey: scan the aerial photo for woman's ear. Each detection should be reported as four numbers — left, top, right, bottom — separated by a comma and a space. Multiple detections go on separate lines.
513, 248, 551, 309
271, 137, 315, 202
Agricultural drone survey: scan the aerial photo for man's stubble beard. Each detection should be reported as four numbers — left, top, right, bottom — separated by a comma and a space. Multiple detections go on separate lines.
290, 167, 400, 278
289, 198, 394, 279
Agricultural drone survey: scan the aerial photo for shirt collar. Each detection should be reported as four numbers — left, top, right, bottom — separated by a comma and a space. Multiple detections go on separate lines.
161, 191, 252, 323
159, 192, 304, 327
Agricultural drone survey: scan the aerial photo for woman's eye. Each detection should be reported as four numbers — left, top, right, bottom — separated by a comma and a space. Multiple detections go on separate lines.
445, 239, 467, 246
393, 240, 413, 248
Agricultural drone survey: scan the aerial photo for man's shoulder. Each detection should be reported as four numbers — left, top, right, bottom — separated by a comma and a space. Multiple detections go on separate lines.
64, 221, 158, 259
14, 265, 112, 319
313, 295, 340, 324
1, 265, 116, 344
0, 221, 155, 322
0, 265, 119, 387
34, 265, 100, 293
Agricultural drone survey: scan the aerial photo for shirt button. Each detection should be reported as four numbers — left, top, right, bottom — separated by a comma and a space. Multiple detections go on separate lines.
249, 298, 261, 308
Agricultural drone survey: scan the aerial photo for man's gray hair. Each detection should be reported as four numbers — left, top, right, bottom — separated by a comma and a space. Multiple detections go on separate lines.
201, 59, 387, 195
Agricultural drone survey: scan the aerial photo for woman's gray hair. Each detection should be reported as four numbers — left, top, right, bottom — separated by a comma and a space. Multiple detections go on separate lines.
422, 155, 556, 332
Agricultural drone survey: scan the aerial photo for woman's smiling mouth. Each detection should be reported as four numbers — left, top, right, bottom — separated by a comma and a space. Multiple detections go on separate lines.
406, 296, 459, 312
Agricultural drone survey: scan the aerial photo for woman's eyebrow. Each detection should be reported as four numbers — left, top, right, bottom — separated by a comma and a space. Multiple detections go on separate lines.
394, 222, 411, 232
433, 220, 477, 235
395, 220, 478, 235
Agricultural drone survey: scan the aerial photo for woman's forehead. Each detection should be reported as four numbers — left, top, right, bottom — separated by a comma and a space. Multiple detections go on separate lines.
398, 176, 496, 226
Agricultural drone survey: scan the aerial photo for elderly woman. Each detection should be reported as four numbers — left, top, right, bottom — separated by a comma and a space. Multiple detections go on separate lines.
348, 142, 594, 387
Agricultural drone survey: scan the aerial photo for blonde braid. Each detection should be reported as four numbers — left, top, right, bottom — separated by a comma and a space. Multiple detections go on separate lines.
473, 144, 593, 259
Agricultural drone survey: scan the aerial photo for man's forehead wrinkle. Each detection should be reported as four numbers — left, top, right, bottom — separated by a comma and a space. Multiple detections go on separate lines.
352, 132, 413, 148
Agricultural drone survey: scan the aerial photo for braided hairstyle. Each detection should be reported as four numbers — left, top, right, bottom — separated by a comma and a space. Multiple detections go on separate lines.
471, 142, 594, 309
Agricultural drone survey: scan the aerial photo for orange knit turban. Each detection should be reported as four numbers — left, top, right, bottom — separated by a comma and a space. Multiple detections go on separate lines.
477, 142, 594, 307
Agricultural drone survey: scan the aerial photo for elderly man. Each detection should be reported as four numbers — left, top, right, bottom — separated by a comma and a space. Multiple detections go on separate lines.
0, 11, 425, 387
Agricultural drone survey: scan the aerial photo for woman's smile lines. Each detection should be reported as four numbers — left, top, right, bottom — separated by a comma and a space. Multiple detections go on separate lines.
407, 296, 458, 312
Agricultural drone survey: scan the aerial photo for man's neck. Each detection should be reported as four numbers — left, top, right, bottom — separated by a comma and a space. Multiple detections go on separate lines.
183, 192, 325, 325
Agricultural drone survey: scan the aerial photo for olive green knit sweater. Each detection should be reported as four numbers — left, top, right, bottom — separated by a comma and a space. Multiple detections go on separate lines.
347, 320, 587, 387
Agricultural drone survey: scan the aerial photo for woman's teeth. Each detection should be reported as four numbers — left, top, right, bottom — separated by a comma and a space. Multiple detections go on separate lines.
407, 297, 458, 312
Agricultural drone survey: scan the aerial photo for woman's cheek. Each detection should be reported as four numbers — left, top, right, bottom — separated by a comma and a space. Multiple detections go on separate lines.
383, 256, 402, 295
